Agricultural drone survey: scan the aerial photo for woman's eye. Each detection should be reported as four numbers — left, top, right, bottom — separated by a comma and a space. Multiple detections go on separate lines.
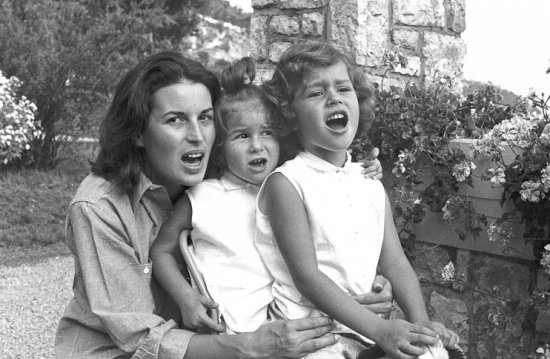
236, 133, 248, 139
199, 113, 213, 122
167, 116, 185, 123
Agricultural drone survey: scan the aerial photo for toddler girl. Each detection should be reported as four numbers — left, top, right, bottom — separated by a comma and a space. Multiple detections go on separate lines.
150, 57, 279, 334
256, 42, 459, 358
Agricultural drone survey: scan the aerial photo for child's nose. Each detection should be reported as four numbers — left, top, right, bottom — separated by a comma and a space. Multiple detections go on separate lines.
249, 136, 263, 152
326, 91, 343, 106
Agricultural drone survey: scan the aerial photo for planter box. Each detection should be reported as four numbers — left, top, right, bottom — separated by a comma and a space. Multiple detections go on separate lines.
410, 138, 533, 259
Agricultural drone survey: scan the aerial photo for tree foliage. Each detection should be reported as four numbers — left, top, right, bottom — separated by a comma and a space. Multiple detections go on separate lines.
0, 0, 201, 168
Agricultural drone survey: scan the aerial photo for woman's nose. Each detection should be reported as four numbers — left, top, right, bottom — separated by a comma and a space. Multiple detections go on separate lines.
186, 120, 204, 143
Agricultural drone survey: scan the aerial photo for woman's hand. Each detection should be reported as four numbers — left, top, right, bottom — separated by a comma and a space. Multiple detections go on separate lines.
178, 292, 225, 333
352, 275, 393, 319
241, 317, 337, 358
361, 147, 383, 180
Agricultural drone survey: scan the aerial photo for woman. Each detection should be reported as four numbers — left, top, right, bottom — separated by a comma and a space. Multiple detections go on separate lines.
55, 51, 392, 358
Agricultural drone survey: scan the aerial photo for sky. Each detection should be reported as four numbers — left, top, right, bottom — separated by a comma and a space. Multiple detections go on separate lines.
228, 0, 550, 96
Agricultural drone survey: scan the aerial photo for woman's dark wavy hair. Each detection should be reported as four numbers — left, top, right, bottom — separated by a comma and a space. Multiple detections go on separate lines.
263, 41, 376, 161
90, 51, 221, 192
206, 56, 274, 178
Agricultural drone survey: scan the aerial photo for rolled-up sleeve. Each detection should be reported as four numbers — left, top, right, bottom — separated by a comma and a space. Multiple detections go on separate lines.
61, 198, 193, 359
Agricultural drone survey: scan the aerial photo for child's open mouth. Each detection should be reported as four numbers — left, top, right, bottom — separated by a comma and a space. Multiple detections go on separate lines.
326, 112, 348, 130
249, 158, 267, 170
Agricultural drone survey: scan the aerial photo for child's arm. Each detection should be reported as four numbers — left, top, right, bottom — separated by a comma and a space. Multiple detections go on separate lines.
264, 174, 438, 358
150, 194, 224, 333
378, 193, 460, 348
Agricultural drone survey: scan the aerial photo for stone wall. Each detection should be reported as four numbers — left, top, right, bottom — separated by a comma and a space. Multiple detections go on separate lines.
250, 0, 550, 357
250, 0, 466, 91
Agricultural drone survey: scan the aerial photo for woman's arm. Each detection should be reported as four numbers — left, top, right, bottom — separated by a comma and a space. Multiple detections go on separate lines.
67, 201, 193, 358
150, 195, 223, 333
185, 317, 337, 359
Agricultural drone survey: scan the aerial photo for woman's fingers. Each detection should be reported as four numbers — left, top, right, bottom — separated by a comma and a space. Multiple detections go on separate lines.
286, 316, 333, 332
293, 333, 338, 357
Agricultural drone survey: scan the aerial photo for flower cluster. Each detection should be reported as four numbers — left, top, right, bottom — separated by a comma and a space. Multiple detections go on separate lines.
0, 71, 41, 166
474, 92, 550, 262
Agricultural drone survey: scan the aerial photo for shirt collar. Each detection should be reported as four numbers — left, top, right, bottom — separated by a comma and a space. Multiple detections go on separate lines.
220, 173, 259, 192
299, 150, 357, 174
132, 173, 171, 213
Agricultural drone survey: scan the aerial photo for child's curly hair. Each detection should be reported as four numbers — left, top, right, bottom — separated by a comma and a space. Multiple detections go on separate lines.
206, 57, 275, 178
263, 41, 376, 161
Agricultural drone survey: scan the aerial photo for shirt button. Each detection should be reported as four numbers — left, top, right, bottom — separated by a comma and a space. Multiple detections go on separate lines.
144, 267, 150, 274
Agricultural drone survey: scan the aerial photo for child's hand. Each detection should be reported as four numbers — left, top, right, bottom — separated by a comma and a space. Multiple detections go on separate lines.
178, 292, 225, 333
361, 147, 383, 180
373, 318, 439, 359
415, 320, 460, 349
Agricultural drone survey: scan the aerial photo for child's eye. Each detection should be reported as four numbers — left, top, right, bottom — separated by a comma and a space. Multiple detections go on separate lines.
307, 90, 323, 98
262, 130, 275, 137
338, 86, 353, 93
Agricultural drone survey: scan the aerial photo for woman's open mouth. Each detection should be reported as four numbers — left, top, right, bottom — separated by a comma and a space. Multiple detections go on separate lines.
326, 112, 348, 130
181, 152, 204, 168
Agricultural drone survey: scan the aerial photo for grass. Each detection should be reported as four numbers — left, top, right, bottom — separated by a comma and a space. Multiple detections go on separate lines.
0, 144, 95, 248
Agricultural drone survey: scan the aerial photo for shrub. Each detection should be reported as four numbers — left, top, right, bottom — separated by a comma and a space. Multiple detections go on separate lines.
0, 71, 41, 167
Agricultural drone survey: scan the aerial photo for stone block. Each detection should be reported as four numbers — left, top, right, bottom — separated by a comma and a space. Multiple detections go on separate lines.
422, 33, 466, 93
251, 0, 278, 9
392, 29, 419, 51
410, 242, 452, 285
270, 15, 300, 36
330, 0, 389, 67
446, 0, 466, 33
429, 291, 469, 347
536, 303, 550, 333
281, 0, 326, 9
392, 55, 421, 76
393, 0, 445, 27
250, 15, 269, 60
256, 68, 274, 83
268, 41, 292, 63
302, 12, 325, 36
453, 249, 470, 292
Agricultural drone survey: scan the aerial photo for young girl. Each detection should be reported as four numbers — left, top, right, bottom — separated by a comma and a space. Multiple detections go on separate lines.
150, 57, 386, 336
256, 42, 460, 358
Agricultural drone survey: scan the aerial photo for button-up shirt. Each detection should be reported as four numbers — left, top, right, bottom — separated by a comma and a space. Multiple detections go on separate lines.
55, 173, 193, 358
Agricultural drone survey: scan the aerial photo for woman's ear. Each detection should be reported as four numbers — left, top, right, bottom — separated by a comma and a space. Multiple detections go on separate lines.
135, 134, 144, 148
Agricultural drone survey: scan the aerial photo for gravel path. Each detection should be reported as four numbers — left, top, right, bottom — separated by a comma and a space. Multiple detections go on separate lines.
0, 243, 73, 359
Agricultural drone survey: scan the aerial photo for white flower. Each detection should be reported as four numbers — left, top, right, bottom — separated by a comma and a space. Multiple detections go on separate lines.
487, 167, 506, 185
452, 161, 476, 182
520, 181, 544, 202
441, 261, 455, 282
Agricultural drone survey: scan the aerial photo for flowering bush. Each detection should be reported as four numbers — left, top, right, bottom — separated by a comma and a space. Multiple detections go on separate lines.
0, 71, 41, 167
352, 76, 502, 245
352, 68, 550, 275
474, 92, 550, 271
